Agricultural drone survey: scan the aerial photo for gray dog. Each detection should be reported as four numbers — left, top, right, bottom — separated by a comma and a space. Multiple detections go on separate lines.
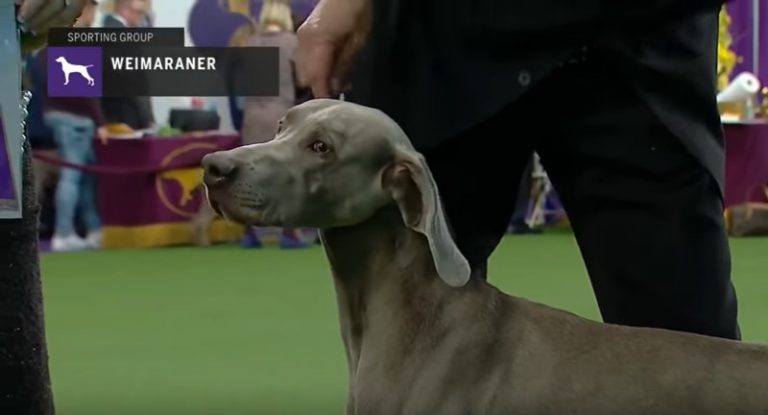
202, 99, 768, 415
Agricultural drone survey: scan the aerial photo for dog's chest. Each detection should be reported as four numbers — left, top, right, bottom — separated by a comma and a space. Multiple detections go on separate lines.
350, 359, 481, 415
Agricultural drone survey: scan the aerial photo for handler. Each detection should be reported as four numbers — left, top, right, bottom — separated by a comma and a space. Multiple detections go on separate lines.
0, 1, 87, 411
296, 0, 741, 340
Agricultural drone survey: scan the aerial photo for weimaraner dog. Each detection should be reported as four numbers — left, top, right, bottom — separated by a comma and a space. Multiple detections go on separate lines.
202, 99, 768, 415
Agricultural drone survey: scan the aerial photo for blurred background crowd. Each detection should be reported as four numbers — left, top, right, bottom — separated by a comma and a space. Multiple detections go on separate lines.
24, 0, 553, 254
25, 0, 332, 252
23, 0, 767, 253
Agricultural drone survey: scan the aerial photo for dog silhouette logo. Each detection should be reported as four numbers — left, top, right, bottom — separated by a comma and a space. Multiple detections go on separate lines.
47, 47, 103, 97
156, 143, 221, 219
54, 56, 96, 86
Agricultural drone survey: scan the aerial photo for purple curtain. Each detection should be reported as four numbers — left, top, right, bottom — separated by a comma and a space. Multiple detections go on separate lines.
728, 1, 767, 85
188, 0, 319, 47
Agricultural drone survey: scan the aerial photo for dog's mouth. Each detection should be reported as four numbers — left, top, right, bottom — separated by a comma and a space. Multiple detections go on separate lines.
207, 191, 272, 226
208, 198, 224, 218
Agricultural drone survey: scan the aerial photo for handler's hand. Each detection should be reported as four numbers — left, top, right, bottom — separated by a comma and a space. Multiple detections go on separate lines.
17, 0, 87, 35
296, 0, 372, 98
96, 126, 110, 145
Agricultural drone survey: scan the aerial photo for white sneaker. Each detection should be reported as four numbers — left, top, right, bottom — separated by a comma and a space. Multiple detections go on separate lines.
51, 234, 91, 252
86, 230, 103, 249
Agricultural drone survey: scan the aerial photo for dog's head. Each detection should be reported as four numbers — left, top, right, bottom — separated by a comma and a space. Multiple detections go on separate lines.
203, 99, 470, 286
55, 56, 66, 63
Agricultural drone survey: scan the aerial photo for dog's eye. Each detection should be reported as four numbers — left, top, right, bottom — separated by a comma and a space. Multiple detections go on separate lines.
309, 140, 331, 154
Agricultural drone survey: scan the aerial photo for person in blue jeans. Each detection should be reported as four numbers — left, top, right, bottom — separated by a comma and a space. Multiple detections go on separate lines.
35, 1, 107, 252
43, 110, 105, 251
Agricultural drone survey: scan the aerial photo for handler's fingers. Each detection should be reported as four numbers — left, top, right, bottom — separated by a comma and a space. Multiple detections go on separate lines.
50, 0, 87, 28
331, 33, 365, 90
310, 47, 334, 98
20, 0, 86, 34
297, 41, 335, 98
329, 5, 370, 98
19, 0, 61, 33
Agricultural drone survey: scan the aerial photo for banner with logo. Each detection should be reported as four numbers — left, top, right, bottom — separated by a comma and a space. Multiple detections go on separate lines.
94, 134, 243, 249
0, 3, 23, 219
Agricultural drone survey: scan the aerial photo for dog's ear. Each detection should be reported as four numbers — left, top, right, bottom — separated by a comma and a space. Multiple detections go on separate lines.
382, 150, 471, 287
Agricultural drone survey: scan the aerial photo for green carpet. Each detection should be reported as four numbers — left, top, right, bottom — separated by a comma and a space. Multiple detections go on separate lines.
40, 234, 768, 415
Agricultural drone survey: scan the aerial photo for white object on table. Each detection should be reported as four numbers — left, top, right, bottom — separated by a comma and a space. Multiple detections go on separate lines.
717, 72, 761, 104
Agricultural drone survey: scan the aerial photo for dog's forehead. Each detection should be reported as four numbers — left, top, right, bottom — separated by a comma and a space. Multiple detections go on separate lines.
286, 100, 407, 146
285, 98, 340, 121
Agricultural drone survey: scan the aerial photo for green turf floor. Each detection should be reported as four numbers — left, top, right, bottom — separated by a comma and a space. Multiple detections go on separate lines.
40, 234, 768, 415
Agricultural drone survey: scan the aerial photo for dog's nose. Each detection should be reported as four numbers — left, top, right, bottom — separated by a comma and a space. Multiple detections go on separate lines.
202, 153, 238, 188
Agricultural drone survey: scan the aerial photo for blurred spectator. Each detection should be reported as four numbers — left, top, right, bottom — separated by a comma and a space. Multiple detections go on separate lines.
100, 0, 155, 130
509, 156, 542, 235
226, 16, 258, 132
38, 0, 106, 252
141, 0, 154, 27
226, 3, 314, 129
102, 0, 148, 27
239, 0, 298, 145
233, 0, 314, 249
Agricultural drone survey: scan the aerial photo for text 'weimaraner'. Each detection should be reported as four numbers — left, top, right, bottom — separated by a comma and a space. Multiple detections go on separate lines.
202, 99, 768, 415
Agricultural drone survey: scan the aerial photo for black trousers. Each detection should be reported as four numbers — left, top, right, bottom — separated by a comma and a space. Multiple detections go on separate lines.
420, 52, 741, 340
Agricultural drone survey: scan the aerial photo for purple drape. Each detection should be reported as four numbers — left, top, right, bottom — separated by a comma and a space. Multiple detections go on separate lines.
727, 1, 767, 85
724, 123, 768, 207
0, 114, 16, 202
95, 135, 240, 226
188, 0, 318, 47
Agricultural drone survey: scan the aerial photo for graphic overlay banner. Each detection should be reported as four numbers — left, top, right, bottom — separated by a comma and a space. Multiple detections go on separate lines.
0, 4, 22, 219
103, 47, 279, 97
47, 47, 103, 97
47, 28, 279, 97
47, 28, 185, 48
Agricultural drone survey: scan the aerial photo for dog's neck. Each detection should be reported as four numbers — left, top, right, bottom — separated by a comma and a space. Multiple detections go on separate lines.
318, 206, 484, 378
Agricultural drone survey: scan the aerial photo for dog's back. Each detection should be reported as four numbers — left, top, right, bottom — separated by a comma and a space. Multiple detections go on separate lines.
489, 296, 768, 415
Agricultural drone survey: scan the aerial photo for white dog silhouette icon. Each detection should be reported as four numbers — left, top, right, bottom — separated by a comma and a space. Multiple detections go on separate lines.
54, 56, 96, 86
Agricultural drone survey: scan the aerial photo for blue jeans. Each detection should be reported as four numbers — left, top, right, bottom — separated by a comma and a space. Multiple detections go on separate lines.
44, 111, 101, 236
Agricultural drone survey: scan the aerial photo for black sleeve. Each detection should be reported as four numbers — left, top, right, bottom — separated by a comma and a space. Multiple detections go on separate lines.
433, 0, 728, 46
526, 0, 727, 33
